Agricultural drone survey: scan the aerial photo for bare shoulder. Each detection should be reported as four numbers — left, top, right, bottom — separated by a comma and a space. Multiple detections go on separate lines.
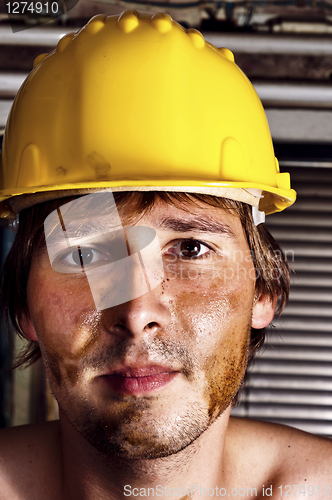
227, 416, 332, 487
0, 421, 61, 499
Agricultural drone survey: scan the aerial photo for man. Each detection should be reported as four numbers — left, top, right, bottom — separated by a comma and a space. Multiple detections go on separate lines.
0, 10, 331, 500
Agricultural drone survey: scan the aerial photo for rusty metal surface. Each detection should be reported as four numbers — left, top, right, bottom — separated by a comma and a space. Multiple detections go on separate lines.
236, 53, 332, 80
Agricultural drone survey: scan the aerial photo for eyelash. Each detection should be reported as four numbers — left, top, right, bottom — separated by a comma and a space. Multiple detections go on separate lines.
164, 239, 213, 260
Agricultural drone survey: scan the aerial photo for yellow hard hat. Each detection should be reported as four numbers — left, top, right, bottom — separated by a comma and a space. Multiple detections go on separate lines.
0, 10, 296, 218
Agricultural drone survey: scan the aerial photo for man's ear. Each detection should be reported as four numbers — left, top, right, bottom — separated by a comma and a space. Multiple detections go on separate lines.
251, 291, 276, 330
19, 313, 38, 342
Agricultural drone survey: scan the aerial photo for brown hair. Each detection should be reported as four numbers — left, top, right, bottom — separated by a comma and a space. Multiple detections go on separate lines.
1, 191, 290, 370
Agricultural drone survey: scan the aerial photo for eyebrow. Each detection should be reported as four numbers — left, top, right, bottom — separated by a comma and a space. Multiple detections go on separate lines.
45, 217, 123, 241
156, 216, 237, 239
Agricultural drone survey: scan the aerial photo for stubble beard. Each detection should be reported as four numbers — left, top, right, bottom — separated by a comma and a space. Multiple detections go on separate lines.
45, 333, 249, 460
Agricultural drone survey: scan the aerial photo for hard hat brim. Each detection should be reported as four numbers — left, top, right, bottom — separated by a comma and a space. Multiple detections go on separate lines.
0, 181, 296, 218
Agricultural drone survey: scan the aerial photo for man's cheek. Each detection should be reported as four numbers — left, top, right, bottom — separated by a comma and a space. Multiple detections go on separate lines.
39, 343, 65, 387
30, 296, 102, 391
39, 336, 87, 390
204, 336, 249, 420
172, 286, 252, 348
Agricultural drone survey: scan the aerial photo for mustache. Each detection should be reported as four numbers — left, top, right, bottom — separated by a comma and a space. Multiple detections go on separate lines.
81, 337, 196, 376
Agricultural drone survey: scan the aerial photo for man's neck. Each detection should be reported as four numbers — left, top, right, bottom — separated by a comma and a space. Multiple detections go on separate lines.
59, 410, 231, 500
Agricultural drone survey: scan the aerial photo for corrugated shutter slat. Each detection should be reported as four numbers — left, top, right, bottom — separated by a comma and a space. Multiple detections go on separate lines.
231, 167, 332, 437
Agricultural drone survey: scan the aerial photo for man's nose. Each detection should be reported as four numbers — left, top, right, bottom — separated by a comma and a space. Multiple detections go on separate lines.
102, 282, 172, 340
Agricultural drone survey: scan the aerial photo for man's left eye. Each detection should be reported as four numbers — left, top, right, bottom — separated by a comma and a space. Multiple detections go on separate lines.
166, 240, 211, 259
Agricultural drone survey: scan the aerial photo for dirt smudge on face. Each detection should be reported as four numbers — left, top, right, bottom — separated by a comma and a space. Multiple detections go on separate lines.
41, 348, 64, 386
204, 329, 250, 420
168, 266, 252, 423
41, 309, 103, 390
68, 310, 102, 359
64, 363, 79, 384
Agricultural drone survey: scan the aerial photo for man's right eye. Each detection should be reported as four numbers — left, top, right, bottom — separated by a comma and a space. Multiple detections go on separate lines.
52, 245, 108, 272
68, 247, 95, 267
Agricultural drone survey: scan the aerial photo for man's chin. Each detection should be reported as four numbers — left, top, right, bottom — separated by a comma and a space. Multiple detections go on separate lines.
68, 401, 232, 460
68, 403, 213, 460
80, 428, 204, 460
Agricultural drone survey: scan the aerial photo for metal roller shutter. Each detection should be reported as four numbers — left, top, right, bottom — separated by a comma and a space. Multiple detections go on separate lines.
232, 165, 332, 437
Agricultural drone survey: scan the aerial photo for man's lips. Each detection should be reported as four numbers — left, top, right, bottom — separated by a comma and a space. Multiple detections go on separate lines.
100, 366, 179, 395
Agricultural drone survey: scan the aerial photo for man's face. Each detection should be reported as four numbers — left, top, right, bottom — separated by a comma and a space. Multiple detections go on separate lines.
24, 195, 260, 459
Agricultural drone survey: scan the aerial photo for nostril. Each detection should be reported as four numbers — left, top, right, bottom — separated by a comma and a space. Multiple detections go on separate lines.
147, 322, 159, 330
104, 323, 130, 337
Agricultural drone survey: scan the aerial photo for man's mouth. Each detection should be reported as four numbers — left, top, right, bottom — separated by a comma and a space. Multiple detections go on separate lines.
100, 365, 179, 395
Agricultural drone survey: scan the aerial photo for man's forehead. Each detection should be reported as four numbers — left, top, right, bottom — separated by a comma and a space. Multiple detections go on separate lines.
51, 192, 242, 237
123, 197, 242, 242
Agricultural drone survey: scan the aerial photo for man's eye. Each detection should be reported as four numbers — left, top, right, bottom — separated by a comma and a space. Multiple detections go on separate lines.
167, 240, 211, 259
53, 246, 106, 272
69, 247, 96, 267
